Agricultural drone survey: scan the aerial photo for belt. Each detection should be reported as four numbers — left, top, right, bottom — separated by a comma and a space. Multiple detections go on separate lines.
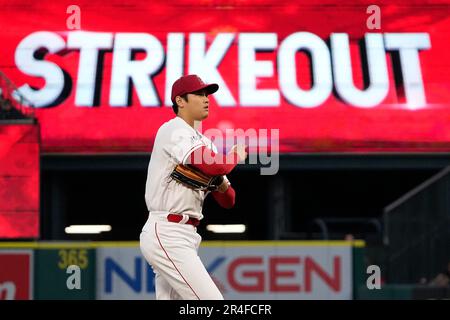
167, 213, 200, 227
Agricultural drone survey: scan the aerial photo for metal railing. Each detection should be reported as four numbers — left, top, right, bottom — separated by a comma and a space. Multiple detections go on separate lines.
308, 217, 382, 240
383, 166, 450, 284
0, 70, 35, 119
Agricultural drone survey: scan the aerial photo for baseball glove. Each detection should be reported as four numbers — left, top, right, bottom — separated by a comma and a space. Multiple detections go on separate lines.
170, 163, 224, 191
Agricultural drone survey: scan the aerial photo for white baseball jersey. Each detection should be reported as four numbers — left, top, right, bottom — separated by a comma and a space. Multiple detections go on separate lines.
145, 116, 219, 220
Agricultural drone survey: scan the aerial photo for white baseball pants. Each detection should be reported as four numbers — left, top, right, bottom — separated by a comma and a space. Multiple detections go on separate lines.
140, 213, 223, 300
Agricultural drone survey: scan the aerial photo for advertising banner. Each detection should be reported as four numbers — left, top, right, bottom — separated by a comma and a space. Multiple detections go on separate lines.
0, 124, 40, 239
34, 247, 96, 299
0, 250, 33, 300
96, 242, 352, 300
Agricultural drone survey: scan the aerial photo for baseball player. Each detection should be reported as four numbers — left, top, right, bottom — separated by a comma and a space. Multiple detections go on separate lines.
140, 74, 247, 300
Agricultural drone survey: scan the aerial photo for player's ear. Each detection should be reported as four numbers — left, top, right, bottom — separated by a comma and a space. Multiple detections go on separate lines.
176, 96, 184, 108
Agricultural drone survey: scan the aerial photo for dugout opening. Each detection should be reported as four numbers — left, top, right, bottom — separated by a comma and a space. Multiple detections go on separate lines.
39, 154, 445, 242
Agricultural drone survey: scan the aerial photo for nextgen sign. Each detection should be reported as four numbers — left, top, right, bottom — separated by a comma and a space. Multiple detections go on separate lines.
96, 244, 352, 300
16, 31, 430, 109
97, 248, 155, 300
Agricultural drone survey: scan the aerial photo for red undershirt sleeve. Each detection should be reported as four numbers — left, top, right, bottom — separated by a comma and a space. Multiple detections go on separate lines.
185, 146, 237, 208
211, 185, 236, 209
186, 145, 239, 176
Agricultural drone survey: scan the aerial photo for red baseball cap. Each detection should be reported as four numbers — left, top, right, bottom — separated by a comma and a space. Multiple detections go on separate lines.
171, 74, 219, 104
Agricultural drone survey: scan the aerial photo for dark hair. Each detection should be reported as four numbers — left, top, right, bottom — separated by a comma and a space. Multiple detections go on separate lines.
172, 93, 189, 114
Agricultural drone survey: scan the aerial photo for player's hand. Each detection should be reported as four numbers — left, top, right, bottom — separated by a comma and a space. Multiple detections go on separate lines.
216, 177, 229, 193
230, 144, 248, 162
